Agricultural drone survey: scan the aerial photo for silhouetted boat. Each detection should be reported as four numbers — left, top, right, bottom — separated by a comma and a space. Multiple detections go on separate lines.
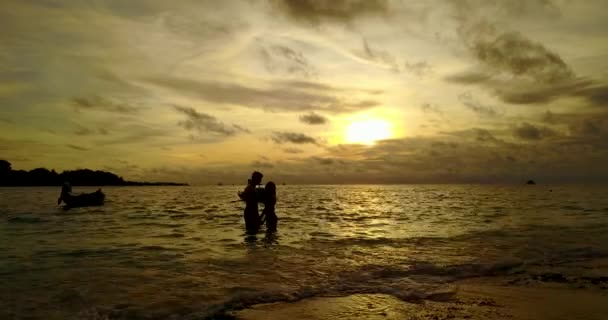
60, 189, 105, 208
526, 180, 536, 185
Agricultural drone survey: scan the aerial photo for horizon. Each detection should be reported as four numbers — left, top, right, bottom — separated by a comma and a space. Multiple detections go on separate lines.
1, 1, 607, 184
4, 159, 606, 186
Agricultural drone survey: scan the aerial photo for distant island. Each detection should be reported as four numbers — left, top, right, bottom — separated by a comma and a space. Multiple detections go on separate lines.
0, 160, 188, 186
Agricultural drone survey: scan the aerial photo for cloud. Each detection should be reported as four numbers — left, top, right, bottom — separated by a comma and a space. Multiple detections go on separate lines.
66, 144, 88, 151
473, 128, 501, 143
283, 147, 304, 154
173, 105, 250, 136
312, 156, 345, 165
299, 112, 328, 125
421, 103, 442, 116
404, 61, 433, 77
146, 76, 382, 114
537, 110, 608, 139
445, 10, 608, 108
444, 71, 492, 84
94, 122, 169, 146
74, 126, 93, 136
442, 128, 502, 144
569, 118, 605, 137
458, 92, 500, 117
360, 39, 400, 71
260, 44, 318, 78
72, 96, 139, 114
271, 0, 388, 25
471, 31, 574, 83
271, 131, 318, 144
251, 160, 275, 168
512, 122, 556, 140
574, 83, 608, 106
490, 78, 608, 106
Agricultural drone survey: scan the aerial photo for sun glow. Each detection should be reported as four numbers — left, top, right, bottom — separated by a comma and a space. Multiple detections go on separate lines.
345, 119, 392, 145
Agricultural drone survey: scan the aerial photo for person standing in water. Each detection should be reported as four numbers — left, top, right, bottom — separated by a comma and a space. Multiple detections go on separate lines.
239, 171, 263, 233
260, 181, 277, 232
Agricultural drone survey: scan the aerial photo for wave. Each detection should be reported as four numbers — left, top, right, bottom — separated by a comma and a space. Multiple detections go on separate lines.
7, 216, 49, 224
124, 259, 523, 319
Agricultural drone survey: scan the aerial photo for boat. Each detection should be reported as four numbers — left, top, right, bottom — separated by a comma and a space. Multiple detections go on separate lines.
64, 189, 105, 208
58, 184, 105, 208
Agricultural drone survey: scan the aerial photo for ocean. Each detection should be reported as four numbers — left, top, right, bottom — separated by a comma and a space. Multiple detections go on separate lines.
1, 185, 607, 319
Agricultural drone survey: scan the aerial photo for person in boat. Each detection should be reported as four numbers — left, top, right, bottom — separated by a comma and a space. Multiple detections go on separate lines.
57, 182, 75, 205
259, 181, 277, 232
239, 171, 263, 233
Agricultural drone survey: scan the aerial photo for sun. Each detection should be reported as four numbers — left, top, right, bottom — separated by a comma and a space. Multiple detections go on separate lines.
345, 119, 392, 145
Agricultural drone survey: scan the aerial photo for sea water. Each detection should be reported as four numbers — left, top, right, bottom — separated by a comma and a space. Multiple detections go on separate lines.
1, 185, 607, 319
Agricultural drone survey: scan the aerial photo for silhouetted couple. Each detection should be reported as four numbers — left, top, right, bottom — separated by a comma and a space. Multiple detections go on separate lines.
238, 171, 277, 234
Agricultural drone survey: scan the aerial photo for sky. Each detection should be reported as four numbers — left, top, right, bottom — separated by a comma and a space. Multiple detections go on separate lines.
1, 0, 607, 184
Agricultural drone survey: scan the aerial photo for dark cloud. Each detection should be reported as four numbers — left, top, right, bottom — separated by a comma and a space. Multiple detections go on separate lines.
404, 61, 432, 77
272, 0, 388, 25
74, 126, 93, 136
421, 103, 442, 115
458, 92, 500, 117
161, 10, 242, 41
66, 144, 88, 151
472, 31, 574, 83
147, 77, 381, 114
569, 118, 604, 137
271, 131, 317, 144
283, 147, 304, 154
474, 128, 500, 143
513, 122, 556, 140
312, 156, 344, 165
173, 106, 250, 136
299, 112, 328, 125
445, 8, 608, 108
574, 83, 608, 106
260, 44, 317, 78
536, 110, 608, 139
449, 0, 562, 25
542, 110, 556, 124
72, 96, 139, 114
73, 125, 113, 136
94, 122, 168, 146
440, 127, 503, 145
360, 39, 400, 71
489, 78, 608, 106
252, 160, 275, 168
444, 71, 492, 84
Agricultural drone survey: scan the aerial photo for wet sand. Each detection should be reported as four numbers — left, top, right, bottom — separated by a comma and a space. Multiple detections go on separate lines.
233, 281, 608, 320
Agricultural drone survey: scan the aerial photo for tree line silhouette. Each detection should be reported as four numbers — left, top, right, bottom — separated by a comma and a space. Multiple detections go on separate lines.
0, 160, 187, 186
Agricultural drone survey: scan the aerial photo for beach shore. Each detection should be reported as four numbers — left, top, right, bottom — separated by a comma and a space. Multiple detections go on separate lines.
233, 279, 608, 320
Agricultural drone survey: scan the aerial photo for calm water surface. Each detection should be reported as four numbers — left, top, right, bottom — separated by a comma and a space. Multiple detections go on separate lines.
1, 185, 607, 319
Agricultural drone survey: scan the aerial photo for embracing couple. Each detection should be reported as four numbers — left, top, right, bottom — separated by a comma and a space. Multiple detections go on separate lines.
238, 171, 277, 234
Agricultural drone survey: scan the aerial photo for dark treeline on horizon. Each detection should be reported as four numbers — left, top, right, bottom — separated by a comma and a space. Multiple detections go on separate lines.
0, 160, 187, 186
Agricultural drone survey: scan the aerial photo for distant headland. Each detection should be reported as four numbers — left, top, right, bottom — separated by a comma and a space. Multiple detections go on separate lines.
0, 160, 188, 186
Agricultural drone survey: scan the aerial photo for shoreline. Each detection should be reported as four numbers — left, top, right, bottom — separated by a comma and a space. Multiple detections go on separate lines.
0, 184, 189, 187
232, 279, 608, 320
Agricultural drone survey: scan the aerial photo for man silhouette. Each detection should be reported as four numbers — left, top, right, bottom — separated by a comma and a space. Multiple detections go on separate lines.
240, 171, 263, 233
